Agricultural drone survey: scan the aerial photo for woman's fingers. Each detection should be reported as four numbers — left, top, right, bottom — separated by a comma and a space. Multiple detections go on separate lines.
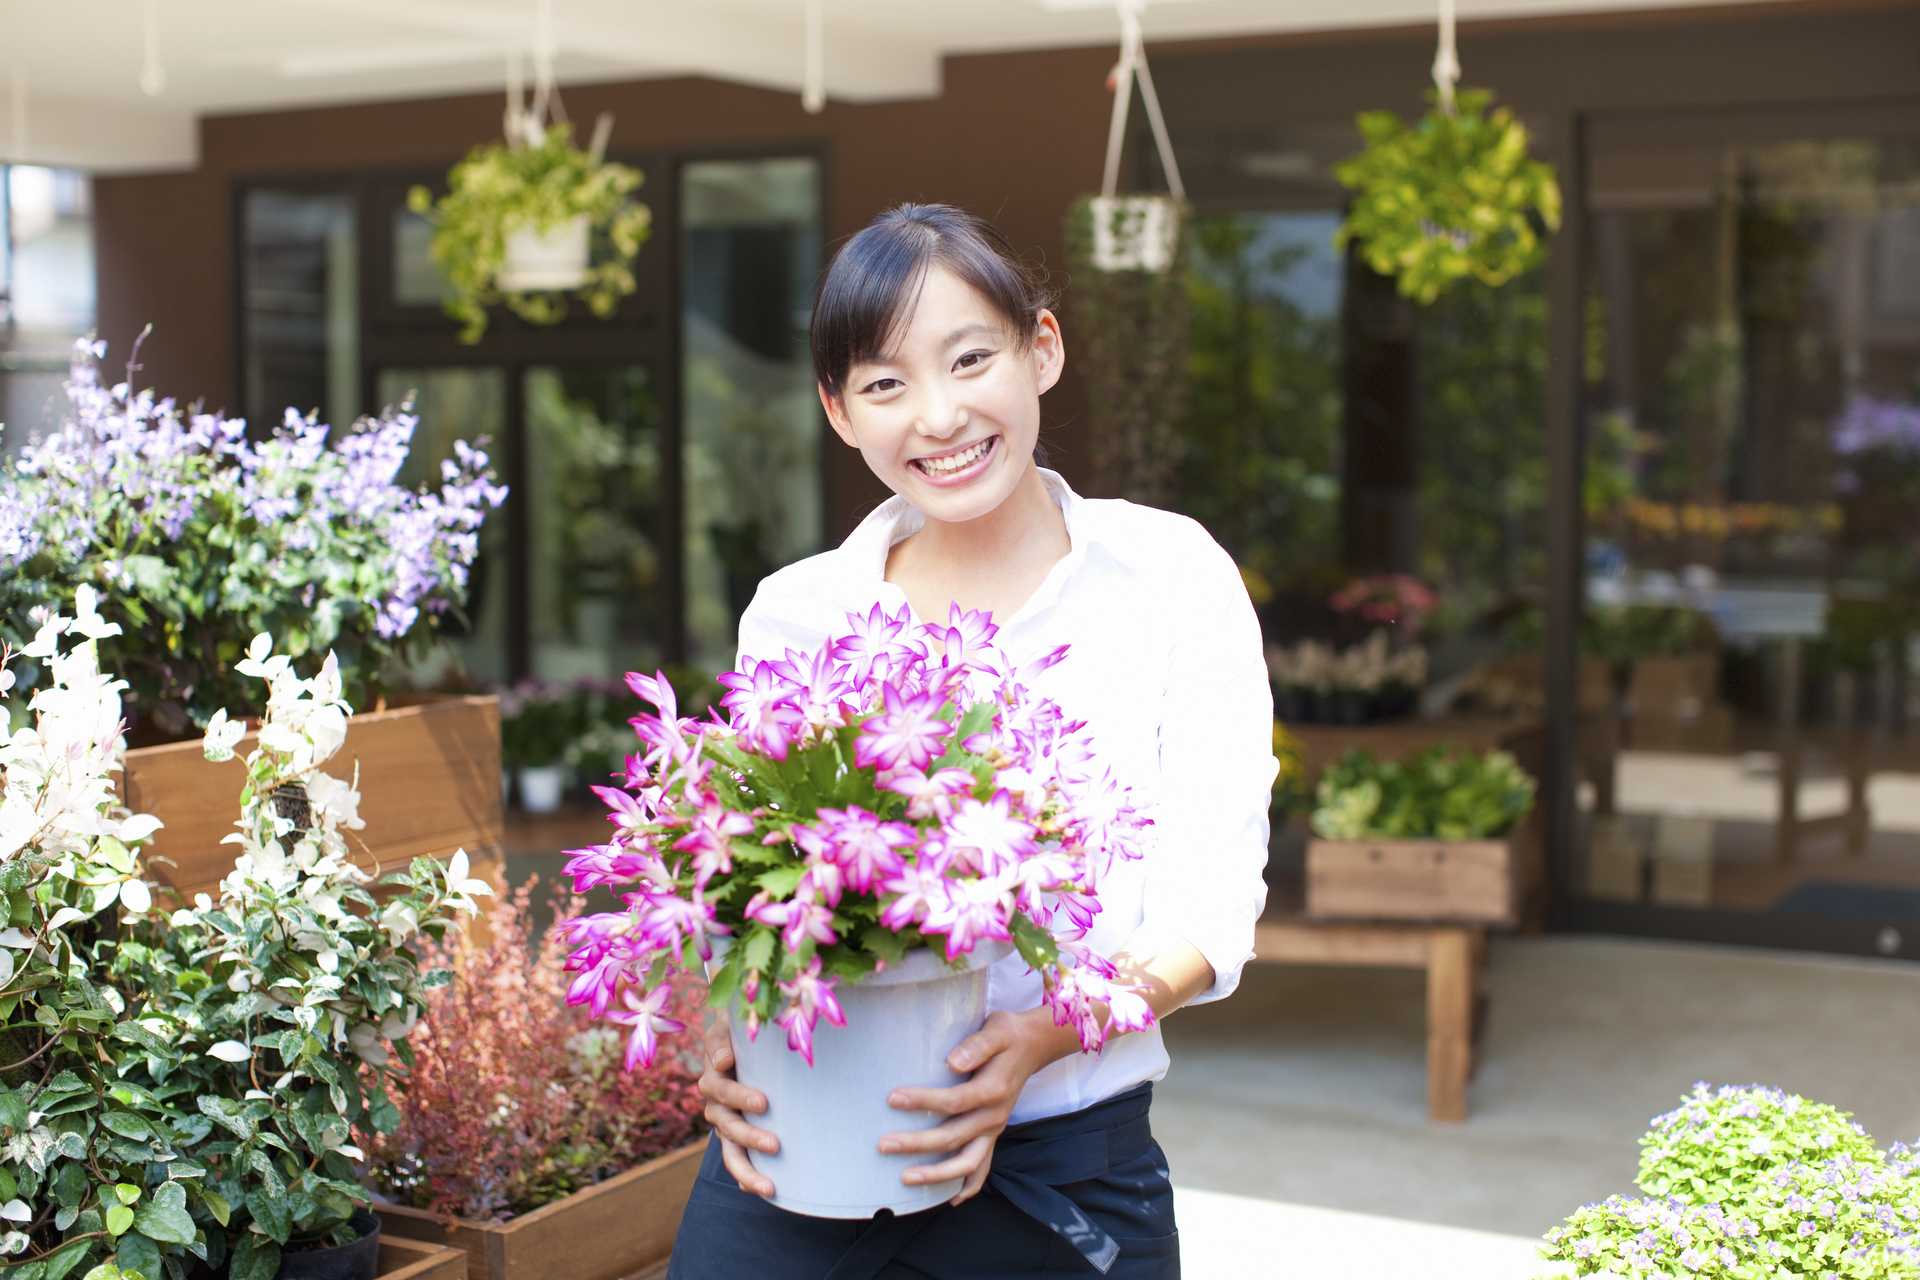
949, 1150, 994, 1205
699, 1064, 771, 1119
703, 1019, 735, 1072
886, 1079, 996, 1117
703, 1097, 780, 1155
902, 1133, 995, 1187
718, 1134, 775, 1198
877, 1109, 995, 1157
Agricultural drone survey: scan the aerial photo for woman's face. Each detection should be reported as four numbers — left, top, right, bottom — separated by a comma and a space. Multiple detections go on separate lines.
820, 264, 1063, 524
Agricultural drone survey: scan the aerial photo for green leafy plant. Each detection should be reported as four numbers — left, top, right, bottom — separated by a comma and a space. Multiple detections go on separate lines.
1335, 88, 1562, 304
1309, 745, 1535, 840
1063, 195, 1191, 504
1539, 1083, 1920, 1278
408, 123, 652, 344
0, 593, 183, 1280
93, 634, 492, 1280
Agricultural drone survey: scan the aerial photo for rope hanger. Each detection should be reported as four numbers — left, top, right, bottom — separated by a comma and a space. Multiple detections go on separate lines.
1432, 0, 1461, 114
1100, 0, 1184, 200
502, 0, 611, 162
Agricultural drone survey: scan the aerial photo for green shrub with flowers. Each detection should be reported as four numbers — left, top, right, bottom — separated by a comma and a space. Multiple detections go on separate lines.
0, 590, 177, 1280
0, 598, 490, 1280
1539, 1083, 1920, 1278
0, 338, 507, 743
407, 123, 652, 344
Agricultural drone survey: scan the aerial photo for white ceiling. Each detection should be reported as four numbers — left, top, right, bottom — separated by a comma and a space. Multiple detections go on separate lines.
2, 0, 1789, 171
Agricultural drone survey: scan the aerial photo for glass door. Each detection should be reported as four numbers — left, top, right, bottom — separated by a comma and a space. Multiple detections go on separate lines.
1575, 103, 1920, 958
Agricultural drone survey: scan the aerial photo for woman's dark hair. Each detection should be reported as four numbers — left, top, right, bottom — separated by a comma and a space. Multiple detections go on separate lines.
810, 203, 1055, 402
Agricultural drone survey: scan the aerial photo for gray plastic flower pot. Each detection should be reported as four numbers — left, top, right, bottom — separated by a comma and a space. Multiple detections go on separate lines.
727, 941, 1008, 1219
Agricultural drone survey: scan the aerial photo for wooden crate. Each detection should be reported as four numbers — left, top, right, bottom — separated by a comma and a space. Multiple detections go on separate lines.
1306, 838, 1517, 926
379, 1236, 472, 1280
120, 694, 503, 902
377, 1140, 703, 1280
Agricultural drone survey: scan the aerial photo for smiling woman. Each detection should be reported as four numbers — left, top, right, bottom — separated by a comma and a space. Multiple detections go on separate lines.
666, 203, 1278, 1280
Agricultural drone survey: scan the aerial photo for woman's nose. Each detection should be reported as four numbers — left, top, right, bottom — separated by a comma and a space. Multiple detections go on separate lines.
912, 391, 967, 439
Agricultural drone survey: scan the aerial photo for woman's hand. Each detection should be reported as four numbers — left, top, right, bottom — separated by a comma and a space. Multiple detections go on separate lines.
699, 1019, 779, 1198
877, 1007, 1072, 1206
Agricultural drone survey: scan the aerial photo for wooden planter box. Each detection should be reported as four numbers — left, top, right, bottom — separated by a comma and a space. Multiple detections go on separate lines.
379, 1236, 472, 1280
375, 1140, 703, 1280
1306, 838, 1517, 926
120, 694, 504, 903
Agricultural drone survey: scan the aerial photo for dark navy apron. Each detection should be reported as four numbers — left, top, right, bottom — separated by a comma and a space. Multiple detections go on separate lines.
667, 1082, 1179, 1279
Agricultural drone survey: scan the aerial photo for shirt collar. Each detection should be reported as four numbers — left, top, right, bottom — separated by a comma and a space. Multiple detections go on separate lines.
841, 467, 1086, 583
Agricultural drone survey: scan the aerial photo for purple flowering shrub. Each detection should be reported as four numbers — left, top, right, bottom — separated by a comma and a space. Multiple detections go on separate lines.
559, 602, 1157, 1067
1540, 1083, 1920, 1277
0, 337, 508, 737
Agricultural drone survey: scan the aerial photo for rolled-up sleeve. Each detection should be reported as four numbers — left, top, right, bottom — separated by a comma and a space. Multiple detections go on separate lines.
1136, 526, 1276, 1004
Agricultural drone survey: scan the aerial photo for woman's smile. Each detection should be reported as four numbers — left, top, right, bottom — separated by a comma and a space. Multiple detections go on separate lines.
910, 434, 1000, 486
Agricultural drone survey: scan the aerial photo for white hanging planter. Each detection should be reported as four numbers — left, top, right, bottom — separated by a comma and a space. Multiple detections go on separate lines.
1088, 194, 1181, 274
723, 940, 1009, 1218
498, 214, 590, 292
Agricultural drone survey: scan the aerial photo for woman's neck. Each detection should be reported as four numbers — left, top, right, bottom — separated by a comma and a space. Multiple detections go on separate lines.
900, 462, 1067, 576
884, 462, 1072, 625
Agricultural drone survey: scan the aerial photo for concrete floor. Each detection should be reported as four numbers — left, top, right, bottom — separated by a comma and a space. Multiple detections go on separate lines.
1156, 935, 1920, 1275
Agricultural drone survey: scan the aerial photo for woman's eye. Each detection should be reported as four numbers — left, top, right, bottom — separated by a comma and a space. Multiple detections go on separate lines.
955, 350, 993, 371
862, 378, 901, 394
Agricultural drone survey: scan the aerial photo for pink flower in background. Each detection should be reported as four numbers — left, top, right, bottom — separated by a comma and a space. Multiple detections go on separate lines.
1329, 573, 1439, 636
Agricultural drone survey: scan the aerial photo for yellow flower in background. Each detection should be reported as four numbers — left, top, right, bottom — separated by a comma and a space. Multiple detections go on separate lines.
1271, 720, 1309, 816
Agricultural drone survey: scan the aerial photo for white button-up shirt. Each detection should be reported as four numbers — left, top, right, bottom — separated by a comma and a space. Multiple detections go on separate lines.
735, 468, 1276, 1122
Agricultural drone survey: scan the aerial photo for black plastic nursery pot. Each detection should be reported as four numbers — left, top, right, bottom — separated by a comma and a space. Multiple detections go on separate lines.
275, 1207, 382, 1280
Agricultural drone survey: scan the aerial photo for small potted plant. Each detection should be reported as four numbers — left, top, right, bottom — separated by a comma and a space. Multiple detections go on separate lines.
408, 122, 652, 344
1539, 1083, 1920, 1277
1306, 745, 1535, 923
1334, 87, 1562, 304
363, 881, 705, 1280
560, 603, 1156, 1218
499, 680, 581, 813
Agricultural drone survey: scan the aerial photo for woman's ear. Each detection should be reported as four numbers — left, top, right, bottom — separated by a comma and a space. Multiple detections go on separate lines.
818, 383, 859, 448
1031, 308, 1065, 396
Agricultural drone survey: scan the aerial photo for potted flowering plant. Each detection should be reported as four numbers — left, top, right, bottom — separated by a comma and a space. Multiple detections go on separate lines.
1306, 745, 1534, 923
97, 634, 493, 1280
0, 336, 511, 906
364, 881, 704, 1280
0, 337, 508, 740
1539, 1083, 1920, 1277
1335, 87, 1562, 304
498, 680, 585, 813
408, 123, 652, 344
1266, 631, 1428, 724
560, 603, 1155, 1217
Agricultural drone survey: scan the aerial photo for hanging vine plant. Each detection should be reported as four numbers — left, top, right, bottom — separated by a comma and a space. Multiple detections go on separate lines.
1065, 194, 1192, 507
1334, 86, 1562, 305
408, 122, 652, 343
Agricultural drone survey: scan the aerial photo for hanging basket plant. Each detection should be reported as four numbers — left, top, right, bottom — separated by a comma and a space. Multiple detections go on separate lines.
1334, 87, 1562, 304
1064, 193, 1192, 505
408, 121, 652, 343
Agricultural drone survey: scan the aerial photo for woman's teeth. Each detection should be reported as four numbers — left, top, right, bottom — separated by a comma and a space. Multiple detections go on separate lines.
915, 437, 993, 475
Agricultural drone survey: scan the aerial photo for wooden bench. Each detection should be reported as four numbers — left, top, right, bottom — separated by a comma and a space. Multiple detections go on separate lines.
1249, 914, 1489, 1123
